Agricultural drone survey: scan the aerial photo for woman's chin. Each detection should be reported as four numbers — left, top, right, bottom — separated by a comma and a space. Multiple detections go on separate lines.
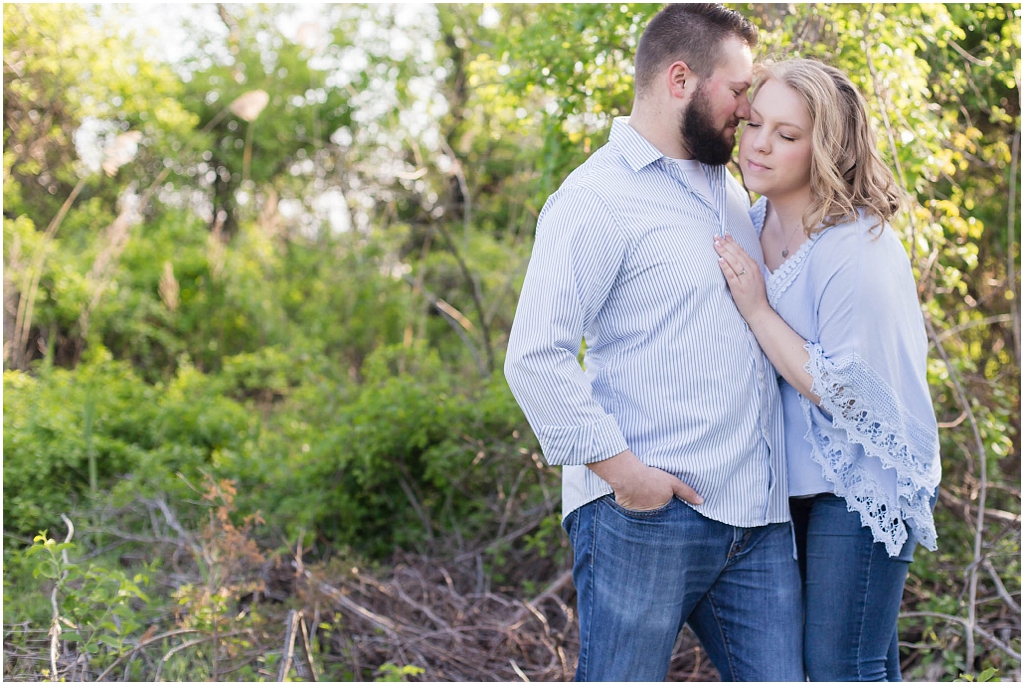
741, 176, 769, 197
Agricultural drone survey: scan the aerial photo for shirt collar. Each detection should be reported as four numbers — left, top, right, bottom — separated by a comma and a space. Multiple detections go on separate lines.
609, 117, 666, 172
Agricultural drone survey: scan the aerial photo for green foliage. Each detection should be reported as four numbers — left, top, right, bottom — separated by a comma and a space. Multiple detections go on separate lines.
2, 347, 258, 538
3, 4, 195, 233
375, 662, 427, 682
3, 352, 151, 537
254, 342, 544, 558
19, 531, 152, 668
955, 667, 1000, 682
3, 3, 1018, 680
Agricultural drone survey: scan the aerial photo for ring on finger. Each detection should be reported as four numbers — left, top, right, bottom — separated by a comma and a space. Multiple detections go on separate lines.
738, 269, 747, 276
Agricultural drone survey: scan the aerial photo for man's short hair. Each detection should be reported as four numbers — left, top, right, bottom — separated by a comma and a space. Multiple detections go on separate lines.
634, 4, 758, 98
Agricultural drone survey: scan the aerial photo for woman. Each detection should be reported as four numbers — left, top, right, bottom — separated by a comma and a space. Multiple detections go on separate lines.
713, 59, 941, 681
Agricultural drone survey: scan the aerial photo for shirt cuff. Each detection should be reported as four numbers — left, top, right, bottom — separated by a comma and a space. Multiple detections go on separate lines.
536, 413, 629, 466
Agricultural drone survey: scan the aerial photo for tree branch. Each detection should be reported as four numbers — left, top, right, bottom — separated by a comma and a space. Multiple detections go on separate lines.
1007, 128, 1020, 365
924, 315, 990, 671
900, 611, 1020, 661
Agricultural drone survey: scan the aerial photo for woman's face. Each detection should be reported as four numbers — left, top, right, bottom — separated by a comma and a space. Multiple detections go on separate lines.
738, 78, 814, 200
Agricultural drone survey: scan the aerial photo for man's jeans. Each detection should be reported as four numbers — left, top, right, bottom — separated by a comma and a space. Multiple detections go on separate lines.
563, 495, 804, 682
792, 494, 915, 682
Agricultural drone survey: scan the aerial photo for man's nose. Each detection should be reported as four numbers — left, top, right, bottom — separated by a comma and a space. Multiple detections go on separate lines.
735, 93, 751, 120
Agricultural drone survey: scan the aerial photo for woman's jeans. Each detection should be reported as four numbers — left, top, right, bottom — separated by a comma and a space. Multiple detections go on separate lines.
563, 494, 804, 682
791, 494, 917, 682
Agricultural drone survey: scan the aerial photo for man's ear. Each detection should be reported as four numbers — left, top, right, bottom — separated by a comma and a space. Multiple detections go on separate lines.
666, 61, 691, 100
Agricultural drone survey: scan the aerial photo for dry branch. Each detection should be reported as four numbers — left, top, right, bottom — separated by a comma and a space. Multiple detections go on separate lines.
302, 553, 715, 682
278, 610, 300, 682
93, 629, 202, 682
901, 611, 1021, 661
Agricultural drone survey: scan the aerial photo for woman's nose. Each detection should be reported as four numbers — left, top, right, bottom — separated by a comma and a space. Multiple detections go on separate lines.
753, 128, 770, 153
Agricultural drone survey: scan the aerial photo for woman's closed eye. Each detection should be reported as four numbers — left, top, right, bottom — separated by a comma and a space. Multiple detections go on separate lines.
746, 122, 795, 141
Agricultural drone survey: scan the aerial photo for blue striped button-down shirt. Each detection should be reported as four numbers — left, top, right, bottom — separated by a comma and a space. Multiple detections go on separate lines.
504, 117, 789, 527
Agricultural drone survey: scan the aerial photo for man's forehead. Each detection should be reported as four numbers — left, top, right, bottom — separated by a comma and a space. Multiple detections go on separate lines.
713, 39, 754, 81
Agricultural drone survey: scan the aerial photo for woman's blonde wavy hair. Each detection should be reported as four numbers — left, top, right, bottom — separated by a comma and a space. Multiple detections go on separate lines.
749, 58, 904, 234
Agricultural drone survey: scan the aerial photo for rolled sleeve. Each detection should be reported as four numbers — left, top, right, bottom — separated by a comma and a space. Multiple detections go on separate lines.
534, 414, 629, 467
504, 186, 629, 466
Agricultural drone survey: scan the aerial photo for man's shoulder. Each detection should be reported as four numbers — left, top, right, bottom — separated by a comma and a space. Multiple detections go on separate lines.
536, 145, 638, 236
552, 141, 636, 203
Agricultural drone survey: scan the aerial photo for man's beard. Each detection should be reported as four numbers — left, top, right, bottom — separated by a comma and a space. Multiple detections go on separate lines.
680, 83, 739, 166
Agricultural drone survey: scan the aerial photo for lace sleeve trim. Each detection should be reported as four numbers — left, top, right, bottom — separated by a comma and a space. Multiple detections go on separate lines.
801, 342, 940, 556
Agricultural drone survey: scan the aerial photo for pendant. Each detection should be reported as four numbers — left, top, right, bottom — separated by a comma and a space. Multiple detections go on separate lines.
782, 248, 789, 258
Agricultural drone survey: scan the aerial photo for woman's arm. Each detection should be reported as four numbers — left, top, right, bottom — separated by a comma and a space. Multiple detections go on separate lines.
714, 234, 821, 404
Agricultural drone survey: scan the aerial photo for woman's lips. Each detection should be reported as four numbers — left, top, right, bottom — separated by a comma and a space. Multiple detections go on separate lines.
746, 159, 770, 172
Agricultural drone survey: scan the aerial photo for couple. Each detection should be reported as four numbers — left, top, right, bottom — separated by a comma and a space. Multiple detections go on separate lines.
504, 3, 941, 682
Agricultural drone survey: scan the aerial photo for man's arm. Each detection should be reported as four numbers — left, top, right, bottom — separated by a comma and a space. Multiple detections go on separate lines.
505, 186, 702, 510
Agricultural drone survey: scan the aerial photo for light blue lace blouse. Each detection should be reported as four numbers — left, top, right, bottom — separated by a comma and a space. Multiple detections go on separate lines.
750, 197, 941, 557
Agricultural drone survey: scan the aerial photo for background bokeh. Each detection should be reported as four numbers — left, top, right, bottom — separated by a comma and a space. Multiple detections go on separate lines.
3, 3, 1020, 681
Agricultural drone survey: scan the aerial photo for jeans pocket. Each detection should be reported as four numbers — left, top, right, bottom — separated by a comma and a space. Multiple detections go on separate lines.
562, 508, 579, 537
604, 493, 677, 519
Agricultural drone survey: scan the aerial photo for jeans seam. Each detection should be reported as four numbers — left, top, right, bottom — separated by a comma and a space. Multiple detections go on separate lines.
578, 503, 599, 682
705, 590, 738, 681
856, 532, 874, 681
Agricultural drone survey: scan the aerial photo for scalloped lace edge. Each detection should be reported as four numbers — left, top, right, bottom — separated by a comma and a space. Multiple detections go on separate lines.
800, 343, 940, 556
767, 237, 818, 309
759, 198, 819, 308
800, 397, 939, 556
804, 343, 941, 487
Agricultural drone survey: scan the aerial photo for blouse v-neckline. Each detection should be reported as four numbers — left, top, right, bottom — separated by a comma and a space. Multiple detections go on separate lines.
750, 197, 820, 308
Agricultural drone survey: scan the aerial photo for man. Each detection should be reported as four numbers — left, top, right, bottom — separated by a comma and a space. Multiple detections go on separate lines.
504, 4, 803, 682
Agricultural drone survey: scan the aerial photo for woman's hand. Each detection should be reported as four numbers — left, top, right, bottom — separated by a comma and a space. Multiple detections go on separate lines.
714, 233, 771, 324
714, 233, 820, 404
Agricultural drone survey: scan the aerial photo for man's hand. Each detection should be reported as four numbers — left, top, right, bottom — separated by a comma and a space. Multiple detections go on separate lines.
587, 449, 703, 511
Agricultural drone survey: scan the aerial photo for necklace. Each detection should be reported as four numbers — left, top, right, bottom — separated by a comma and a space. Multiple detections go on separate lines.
780, 222, 803, 259
767, 203, 805, 259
